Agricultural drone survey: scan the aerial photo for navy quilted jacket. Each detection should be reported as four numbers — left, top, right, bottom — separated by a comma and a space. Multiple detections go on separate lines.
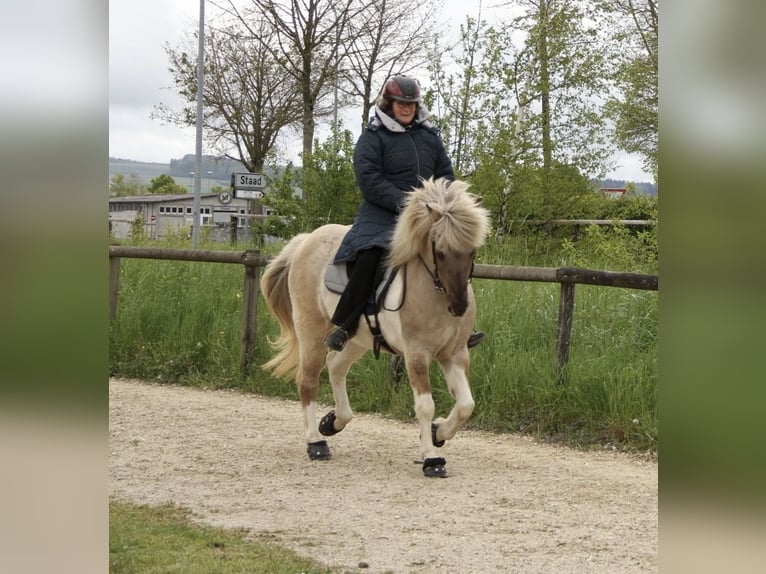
333, 105, 454, 263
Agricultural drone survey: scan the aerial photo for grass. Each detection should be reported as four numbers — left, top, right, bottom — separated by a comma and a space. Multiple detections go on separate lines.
109, 228, 657, 452
109, 499, 335, 574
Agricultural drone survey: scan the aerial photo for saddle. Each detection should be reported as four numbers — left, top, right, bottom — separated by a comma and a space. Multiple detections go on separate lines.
323, 261, 403, 358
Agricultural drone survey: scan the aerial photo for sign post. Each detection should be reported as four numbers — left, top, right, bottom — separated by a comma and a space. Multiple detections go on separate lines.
231, 172, 265, 199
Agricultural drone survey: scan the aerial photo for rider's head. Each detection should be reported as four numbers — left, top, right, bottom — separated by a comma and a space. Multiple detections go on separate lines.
376, 76, 422, 124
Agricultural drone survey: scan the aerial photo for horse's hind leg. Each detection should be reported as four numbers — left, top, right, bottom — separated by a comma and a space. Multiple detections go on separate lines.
297, 341, 332, 460
321, 343, 367, 436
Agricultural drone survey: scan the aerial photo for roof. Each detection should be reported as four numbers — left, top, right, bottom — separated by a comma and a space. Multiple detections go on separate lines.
109, 193, 221, 204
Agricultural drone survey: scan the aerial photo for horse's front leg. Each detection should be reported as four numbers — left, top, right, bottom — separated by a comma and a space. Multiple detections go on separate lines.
434, 348, 475, 443
405, 353, 447, 478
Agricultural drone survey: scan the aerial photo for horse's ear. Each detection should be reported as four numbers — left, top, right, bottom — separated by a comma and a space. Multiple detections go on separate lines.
426, 203, 443, 223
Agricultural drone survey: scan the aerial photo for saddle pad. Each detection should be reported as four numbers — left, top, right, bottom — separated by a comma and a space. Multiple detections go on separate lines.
324, 262, 397, 303
324, 263, 349, 294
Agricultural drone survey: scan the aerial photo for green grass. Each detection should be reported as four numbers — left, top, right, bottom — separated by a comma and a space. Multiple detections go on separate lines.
109, 229, 657, 452
109, 499, 334, 574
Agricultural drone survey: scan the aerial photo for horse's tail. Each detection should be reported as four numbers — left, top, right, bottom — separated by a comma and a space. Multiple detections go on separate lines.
259, 233, 309, 379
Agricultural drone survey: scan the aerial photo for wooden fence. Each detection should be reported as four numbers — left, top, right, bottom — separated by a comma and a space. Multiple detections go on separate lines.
108, 245, 658, 373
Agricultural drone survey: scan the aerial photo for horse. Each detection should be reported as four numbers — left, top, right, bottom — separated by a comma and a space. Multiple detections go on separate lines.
259, 177, 490, 477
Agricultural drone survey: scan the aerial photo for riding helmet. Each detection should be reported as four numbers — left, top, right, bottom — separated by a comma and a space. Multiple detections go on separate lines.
382, 76, 421, 103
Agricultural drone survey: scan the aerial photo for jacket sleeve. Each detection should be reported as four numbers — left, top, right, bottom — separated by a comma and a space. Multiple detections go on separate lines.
353, 131, 410, 213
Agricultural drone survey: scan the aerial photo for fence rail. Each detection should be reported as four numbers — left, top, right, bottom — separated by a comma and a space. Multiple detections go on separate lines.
108, 246, 658, 373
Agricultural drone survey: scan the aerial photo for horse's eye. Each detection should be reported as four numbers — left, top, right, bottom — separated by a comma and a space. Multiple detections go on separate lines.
436, 251, 446, 261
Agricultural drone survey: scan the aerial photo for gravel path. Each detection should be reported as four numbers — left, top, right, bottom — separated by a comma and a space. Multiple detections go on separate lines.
109, 377, 657, 573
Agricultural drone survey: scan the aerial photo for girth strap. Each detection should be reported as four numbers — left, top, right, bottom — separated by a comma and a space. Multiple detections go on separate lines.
362, 267, 402, 359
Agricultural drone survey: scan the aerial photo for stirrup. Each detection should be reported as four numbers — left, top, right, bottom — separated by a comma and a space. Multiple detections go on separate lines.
323, 328, 349, 351
467, 331, 485, 349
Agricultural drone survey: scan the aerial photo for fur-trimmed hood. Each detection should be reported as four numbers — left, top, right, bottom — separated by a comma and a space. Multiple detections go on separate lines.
369, 104, 435, 133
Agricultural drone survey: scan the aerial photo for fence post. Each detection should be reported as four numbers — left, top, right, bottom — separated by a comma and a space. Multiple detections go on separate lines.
240, 250, 260, 371
555, 282, 576, 374
109, 255, 121, 321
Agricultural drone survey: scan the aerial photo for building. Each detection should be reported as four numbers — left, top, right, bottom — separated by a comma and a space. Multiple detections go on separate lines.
599, 187, 627, 200
109, 192, 258, 241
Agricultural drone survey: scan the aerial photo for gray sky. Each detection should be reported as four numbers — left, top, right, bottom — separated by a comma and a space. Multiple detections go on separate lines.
108, 0, 652, 182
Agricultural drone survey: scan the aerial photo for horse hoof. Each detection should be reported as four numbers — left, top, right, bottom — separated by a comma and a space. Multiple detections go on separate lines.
319, 410, 339, 436
431, 423, 445, 447
422, 457, 447, 478
307, 440, 332, 460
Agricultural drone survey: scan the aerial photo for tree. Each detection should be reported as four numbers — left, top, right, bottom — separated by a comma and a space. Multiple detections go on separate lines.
598, 0, 658, 180
301, 125, 360, 227
109, 173, 146, 197
510, 0, 613, 183
427, 1, 612, 231
427, 9, 518, 176
263, 126, 359, 237
155, 19, 303, 172
221, 0, 362, 164
343, 0, 439, 127
147, 174, 187, 195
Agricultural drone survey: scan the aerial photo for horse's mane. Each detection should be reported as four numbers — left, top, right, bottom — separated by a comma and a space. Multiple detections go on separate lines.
387, 177, 490, 268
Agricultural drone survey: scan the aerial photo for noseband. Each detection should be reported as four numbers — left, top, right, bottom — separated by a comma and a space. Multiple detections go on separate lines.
417, 241, 475, 294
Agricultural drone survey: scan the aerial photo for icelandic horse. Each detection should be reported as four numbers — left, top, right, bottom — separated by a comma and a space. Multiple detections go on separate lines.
259, 177, 490, 477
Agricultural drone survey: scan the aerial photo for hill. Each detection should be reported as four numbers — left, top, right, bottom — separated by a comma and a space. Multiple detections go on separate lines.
109, 158, 171, 183
110, 157, 657, 195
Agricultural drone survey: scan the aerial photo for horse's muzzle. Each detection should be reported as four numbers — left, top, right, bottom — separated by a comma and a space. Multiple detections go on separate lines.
447, 302, 468, 317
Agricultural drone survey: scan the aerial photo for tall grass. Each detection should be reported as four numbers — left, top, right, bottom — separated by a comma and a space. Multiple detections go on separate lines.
109, 226, 657, 452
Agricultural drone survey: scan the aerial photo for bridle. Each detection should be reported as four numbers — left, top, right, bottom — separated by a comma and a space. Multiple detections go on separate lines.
417, 240, 475, 294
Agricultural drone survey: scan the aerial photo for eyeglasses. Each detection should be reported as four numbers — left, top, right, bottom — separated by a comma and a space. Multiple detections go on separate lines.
393, 100, 417, 107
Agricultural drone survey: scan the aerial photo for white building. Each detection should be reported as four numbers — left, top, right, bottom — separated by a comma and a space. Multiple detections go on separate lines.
108, 192, 256, 240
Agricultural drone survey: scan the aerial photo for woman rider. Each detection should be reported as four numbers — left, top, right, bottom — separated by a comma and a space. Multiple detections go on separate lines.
324, 75, 484, 351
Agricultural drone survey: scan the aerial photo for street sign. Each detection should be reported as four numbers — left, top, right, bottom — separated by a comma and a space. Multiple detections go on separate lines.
231, 172, 265, 191
235, 189, 264, 200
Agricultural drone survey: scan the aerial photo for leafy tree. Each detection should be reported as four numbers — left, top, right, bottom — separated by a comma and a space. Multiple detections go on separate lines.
598, 0, 658, 180
262, 126, 359, 237
109, 173, 146, 197
302, 125, 360, 227
259, 164, 303, 239
510, 0, 612, 182
429, 2, 612, 231
147, 174, 187, 195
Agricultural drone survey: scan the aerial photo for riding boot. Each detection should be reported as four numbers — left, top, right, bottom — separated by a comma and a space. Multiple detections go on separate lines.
467, 330, 485, 349
325, 247, 384, 351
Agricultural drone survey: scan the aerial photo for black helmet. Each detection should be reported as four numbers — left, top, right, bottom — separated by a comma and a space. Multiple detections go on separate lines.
382, 76, 421, 103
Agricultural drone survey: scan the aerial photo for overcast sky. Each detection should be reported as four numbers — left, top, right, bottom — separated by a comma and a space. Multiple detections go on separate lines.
109, 0, 652, 182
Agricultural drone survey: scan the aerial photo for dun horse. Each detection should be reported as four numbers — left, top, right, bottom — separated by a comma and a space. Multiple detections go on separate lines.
259, 177, 490, 477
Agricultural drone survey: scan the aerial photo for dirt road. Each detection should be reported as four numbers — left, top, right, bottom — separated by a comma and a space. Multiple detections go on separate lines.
109, 378, 657, 573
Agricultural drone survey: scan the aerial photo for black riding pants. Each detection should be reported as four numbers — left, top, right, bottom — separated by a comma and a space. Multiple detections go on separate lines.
331, 247, 385, 335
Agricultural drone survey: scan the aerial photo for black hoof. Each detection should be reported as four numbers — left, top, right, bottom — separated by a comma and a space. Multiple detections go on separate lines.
323, 328, 348, 351
307, 440, 332, 460
431, 423, 445, 447
467, 330, 486, 349
319, 410, 339, 436
423, 457, 447, 478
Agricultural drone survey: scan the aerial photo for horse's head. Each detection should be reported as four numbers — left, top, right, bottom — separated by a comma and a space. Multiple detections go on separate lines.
388, 177, 490, 317
430, 241, 476, 317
